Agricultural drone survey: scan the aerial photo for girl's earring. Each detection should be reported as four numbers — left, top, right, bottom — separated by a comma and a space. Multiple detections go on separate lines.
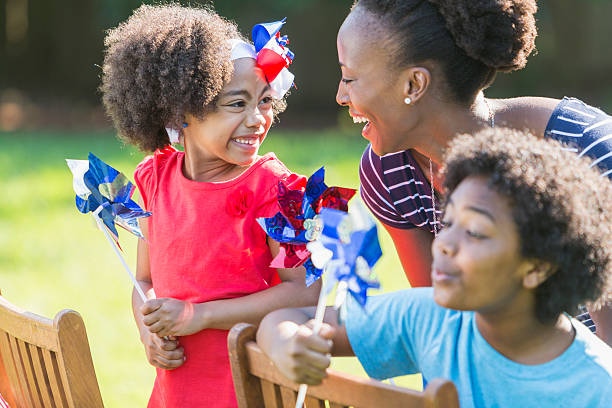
404, 97, 412, 105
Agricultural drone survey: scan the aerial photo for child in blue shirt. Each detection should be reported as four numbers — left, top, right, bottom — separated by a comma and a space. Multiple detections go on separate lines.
257, 128, 612, 408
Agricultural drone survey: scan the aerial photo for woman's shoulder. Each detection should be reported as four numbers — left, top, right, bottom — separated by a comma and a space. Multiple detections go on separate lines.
545, 97, 611, 128
490, 96, 561, 136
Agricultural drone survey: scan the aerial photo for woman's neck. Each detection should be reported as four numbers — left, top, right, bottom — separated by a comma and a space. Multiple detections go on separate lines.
475, 301, 575, 365
410, 93, 494, 190
414, 93, 494, 166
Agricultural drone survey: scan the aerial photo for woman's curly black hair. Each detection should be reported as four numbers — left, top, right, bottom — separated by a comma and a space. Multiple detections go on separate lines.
101, 4, 286, 152
442, 128, 612, 323
354, 0, 537, 105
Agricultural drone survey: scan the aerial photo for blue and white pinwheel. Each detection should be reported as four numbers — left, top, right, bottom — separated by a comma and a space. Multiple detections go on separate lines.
66, 153, 151, 243
66, 153, 150, 302
306, 204, 382, 307
295, 202, 382, 408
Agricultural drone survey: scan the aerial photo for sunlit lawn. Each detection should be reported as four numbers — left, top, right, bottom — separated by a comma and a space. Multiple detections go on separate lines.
0, 128, 419, 407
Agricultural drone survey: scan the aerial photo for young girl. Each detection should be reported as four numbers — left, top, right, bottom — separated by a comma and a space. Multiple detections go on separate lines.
257, 128, 612, 408
101, 5, 320, 407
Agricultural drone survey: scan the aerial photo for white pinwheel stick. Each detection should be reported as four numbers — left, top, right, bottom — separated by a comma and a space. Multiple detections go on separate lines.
295, 270, 330, 408
295, 241, 338, 408
92, 207, 147, 302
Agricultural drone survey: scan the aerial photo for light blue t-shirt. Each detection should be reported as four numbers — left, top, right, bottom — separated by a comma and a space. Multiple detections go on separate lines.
346, 288, 612, 408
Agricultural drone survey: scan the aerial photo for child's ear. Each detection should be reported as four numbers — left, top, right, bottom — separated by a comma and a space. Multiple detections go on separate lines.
522, 260, 556, 289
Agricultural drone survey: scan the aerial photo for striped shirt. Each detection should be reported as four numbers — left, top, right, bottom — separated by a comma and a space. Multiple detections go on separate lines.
0, 392, 9, 408
359, 146, 442, 232
576, 305, 596, 333
359, 97, 612, 232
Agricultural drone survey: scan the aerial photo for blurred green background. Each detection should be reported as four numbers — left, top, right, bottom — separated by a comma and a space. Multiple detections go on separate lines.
1, 0, 611, 406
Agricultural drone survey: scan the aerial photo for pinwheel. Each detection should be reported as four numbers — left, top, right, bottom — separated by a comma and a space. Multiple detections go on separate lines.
257, 167, 356, 285
296, 202, 382, 408
307, 205, 381, 306
66, 153, 150, 301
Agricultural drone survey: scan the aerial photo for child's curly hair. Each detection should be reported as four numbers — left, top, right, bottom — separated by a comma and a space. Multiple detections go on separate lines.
442, 128, 612, 322
101, 4, 286, 152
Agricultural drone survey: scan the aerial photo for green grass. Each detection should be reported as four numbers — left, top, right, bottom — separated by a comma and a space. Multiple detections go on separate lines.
0, 129, 419, 407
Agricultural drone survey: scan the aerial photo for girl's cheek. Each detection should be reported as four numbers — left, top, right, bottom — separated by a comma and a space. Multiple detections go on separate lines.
264, 113, 274, 131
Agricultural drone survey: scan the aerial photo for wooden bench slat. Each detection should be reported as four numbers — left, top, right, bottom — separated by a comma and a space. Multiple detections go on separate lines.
260, 379, 282, 408
0, 331, 25, 407
17, 339, 44, 408
28, 343, 54, 408
279, 385, 297, 407
9, 335, 35, 407
42, 348, 67, 408
304, 394, 326, 408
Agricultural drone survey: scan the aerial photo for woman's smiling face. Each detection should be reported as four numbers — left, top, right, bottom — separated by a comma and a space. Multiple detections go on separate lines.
336, 8, 411, 155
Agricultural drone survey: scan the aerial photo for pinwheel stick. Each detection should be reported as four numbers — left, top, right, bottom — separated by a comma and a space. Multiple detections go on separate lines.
295, 271, 333, 408
91, 210, 147, 302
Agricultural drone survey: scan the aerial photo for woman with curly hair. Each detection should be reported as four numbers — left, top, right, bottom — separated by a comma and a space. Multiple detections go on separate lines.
101, 4, 319, 407
336, 0, 612, 343
257, 128, 612, 408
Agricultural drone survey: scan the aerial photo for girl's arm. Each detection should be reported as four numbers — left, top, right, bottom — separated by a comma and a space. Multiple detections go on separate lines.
141, 238, 321, 336
383, 224, 434, 287
255, 306, 354, 385
133, 206, 185, 370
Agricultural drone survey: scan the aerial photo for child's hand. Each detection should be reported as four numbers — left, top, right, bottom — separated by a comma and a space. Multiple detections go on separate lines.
141, 331, 185, 370
141, 298, 201, 337
271, 320, 335, 385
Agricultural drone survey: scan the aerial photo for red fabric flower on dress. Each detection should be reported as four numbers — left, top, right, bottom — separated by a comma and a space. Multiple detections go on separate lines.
226, 187, 254, 217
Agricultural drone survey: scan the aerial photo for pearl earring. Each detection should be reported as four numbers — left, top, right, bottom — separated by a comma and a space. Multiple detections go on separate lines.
404, 97, 412, 105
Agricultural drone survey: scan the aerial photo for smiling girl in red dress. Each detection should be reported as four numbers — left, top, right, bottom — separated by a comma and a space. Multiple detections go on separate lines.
100, 5, 319, 407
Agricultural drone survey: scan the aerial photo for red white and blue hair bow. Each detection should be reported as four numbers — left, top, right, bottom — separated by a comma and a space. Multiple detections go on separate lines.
230, 18, 295, 98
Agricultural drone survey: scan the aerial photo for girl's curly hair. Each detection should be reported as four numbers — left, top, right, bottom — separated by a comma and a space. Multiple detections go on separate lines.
354, 0, 537, 105
101, 4, 286, 152
442, 128, 612, 322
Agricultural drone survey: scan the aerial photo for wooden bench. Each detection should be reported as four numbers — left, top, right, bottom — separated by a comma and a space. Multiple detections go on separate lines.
228, 323, 460, 408
0, 293, 104, 407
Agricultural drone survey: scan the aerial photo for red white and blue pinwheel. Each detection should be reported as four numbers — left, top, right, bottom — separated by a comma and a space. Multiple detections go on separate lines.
252, 18, 295, 98
66, 153, 151, 245
257, 167, 356, 286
